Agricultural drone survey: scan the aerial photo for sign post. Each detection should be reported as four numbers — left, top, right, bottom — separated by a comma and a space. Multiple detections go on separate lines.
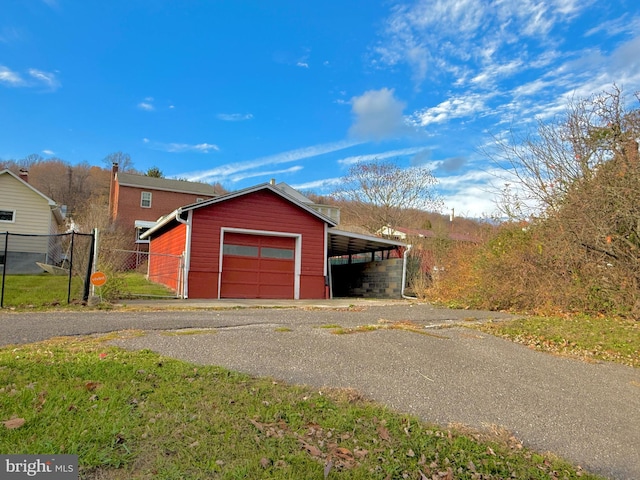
90, 271, 107, 304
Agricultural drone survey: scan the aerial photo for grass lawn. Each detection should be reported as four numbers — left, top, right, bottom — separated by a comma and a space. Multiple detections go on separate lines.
1, 274, 85, 307
1, 272, 174, 308
475, 314, 640, 368
0, 335, 603, 480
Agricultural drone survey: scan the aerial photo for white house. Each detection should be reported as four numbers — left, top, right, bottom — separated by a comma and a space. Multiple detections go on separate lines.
0, 169, 65, 273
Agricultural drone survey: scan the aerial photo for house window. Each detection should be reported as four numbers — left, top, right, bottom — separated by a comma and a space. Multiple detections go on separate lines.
136, 227, 151, 243
140, 192, 152, 208
135, 220, 156, 244
0, 209, 15, 222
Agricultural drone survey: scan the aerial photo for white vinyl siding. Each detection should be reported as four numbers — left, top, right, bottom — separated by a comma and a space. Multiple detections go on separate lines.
0, 173, 55, 254
141, 191, 152, 208
0, 175, 52, 236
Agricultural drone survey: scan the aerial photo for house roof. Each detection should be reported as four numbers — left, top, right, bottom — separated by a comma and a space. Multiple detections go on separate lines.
0, 169, 65, 225
327, 229, 405, 257
116, 172, 220, 196
141, 182, 338, 239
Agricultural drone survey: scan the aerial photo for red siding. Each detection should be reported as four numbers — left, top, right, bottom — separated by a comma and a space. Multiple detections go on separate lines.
148, 223, 186, 292
187, 190, 327, 299
113, 183, 214, 247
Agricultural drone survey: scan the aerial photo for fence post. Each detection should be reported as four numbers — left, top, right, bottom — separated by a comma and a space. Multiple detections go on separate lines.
1, 232, 7, 308
82, 230, 95, 302
67, 232, 75, 304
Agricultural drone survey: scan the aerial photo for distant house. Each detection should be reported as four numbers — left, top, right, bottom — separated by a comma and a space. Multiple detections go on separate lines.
0, 169, 65, 273
378, 225, 479, 243
108, 163, 220, 249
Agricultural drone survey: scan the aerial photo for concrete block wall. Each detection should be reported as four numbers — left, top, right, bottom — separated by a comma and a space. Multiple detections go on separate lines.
331, 258, 404, 298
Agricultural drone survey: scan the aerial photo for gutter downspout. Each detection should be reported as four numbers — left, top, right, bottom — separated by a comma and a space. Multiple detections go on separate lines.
401, 244, 417, 300
174, 209, 190, 299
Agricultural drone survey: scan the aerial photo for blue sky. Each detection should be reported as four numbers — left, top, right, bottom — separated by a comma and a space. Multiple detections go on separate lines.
2, 0, 639, 218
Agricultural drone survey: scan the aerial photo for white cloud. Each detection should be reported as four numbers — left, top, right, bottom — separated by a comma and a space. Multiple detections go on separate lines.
28, 69, 60, 90
42, 149, 54, 155
292, 177, 344, 191
0, 66, 59, 90
144, 139, 219, 153
0, 66, 24, 86
296, 62, 309, 68
338, 146, 430, 166
137, 102, 154, 111
374, 0, 595, 88
349, 88, 410, 140
217, 113, 254, 122
181, 140, 362, 183
409, 93, 488, 126
436, 168, 503, 218
165, 143, 219, 153
229, 165, 303, 183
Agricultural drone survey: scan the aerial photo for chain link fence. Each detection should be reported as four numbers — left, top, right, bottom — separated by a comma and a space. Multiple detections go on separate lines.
96, 248, 182, 299
1, 231, 95, 308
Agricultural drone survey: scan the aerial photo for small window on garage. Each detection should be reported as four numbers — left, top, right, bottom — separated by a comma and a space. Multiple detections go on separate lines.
261, 247, 294, 259
223, 244, 259, 257
0, 209, 15, 222
140, 191, 152, 208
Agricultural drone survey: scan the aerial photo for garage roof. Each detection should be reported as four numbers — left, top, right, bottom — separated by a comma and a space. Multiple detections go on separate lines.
328, 228, 406, 257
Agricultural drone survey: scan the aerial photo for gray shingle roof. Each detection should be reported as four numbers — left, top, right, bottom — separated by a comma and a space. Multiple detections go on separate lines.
117, 172, 219, 196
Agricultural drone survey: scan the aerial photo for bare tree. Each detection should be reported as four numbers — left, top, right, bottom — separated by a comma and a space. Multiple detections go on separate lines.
103, 151, 136, 172
485, 85, 640, 316
333, 160, 441, 234
489, 85, 640, 219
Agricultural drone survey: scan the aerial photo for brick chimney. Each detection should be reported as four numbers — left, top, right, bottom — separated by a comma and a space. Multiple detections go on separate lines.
19, 168, 28, 183
108, 162, 119, 223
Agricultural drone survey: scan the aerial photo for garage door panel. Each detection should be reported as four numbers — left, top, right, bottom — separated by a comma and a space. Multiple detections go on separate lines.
221, 233, 295, 299
259, 284, 294, 298
221, 282, 258, 298
260, 258, 294, 272
223, 256, 259, 271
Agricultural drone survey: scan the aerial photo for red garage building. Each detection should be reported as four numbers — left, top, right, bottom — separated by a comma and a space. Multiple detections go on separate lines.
142, 182, 406, 300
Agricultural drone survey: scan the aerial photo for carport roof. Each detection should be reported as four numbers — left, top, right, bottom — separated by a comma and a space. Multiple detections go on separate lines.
328, 228, 406, 257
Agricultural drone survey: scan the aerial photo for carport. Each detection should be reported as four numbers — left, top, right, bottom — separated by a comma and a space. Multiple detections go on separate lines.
327, 229, 407, 298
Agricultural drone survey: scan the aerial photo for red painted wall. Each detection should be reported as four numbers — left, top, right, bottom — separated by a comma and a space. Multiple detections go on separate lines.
187, 190, 327, 299
148, 222, 186, 293
112, 182, 214, 249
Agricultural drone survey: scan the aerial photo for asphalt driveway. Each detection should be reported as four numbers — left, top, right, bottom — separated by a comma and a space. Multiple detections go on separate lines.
2, 301, 639, 479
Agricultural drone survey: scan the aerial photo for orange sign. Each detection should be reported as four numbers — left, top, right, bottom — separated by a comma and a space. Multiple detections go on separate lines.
90, 271, 107, 287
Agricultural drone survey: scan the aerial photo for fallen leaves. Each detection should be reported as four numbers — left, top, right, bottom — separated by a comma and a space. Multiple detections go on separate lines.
3, 417, 26, 429
377, 424, 391, 442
